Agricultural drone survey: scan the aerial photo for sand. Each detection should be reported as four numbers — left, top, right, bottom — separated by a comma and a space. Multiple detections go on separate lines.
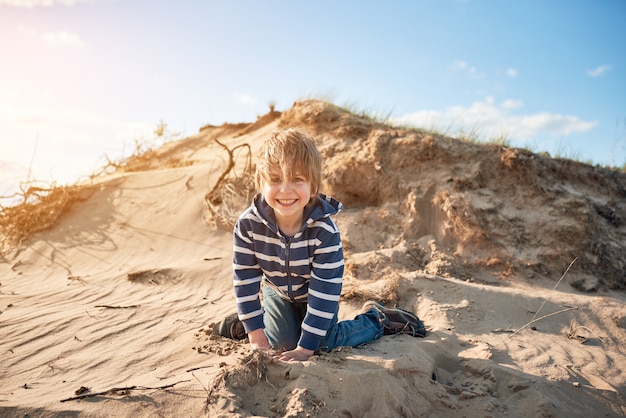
1, 100, 625, 417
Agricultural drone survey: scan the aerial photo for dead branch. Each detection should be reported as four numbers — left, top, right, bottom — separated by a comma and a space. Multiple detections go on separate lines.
60, 380, 191, 402
94, 305, 140, 309
204, 138, 255, 229
206, 138, 252, 202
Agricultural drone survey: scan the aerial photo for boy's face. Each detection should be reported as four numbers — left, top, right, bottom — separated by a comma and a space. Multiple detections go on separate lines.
262, 165, 315, 227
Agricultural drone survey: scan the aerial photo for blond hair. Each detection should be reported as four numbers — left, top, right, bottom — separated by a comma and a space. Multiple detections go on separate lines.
255, 129, 322, 202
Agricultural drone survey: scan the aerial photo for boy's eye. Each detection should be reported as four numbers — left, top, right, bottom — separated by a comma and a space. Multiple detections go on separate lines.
294, 177, 306, 182
269, 177, 282, 183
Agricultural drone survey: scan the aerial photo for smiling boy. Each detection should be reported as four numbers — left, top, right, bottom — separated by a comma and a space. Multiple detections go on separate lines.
229, 128, 425, 362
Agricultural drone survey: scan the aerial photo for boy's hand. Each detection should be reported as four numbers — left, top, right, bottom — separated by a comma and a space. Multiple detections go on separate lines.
275, 346, 314, 362
248, 328, 271, 352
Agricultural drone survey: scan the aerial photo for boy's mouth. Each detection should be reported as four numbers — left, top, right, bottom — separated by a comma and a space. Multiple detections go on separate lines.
277, 199, 297, 206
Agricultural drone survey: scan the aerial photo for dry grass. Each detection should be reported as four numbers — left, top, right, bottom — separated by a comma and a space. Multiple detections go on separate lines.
92, 123, 185, 176
0, 181, 85, 255
341, 274, 400, 305
0, 121, 181, 256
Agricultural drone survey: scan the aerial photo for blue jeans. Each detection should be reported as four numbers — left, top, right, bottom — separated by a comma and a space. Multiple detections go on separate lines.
262, 285, 384, 352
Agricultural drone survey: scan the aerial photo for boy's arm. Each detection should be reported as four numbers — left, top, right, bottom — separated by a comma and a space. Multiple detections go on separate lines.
297, 222, 344, 352
248, 328, 271, 351
232, 219, 265, 334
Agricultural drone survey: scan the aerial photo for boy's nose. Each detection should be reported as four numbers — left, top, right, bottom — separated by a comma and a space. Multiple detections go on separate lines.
280, 182, 292, 192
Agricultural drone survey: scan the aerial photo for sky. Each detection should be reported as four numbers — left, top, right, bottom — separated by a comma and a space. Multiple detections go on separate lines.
1, 0, 625, 201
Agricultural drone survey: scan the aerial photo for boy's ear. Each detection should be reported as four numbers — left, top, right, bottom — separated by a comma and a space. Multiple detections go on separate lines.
254, 171, 264, 191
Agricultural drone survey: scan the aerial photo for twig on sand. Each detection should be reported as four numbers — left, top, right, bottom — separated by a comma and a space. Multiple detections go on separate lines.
490, 328, 516, 334
530, 257, 578, 323
510, 306, 580, 338
509, 258, 579, 338
567, 321, 602, 344
190, 370, 212, 413
94, 305, 140, 309
60, 380, 191, 402
186, 365, 214, 372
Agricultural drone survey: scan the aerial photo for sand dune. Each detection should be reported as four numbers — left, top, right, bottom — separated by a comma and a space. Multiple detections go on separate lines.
1, 100, 625, 417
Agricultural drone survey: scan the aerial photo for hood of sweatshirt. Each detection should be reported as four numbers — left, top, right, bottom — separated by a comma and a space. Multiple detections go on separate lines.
252, 193, 343, 236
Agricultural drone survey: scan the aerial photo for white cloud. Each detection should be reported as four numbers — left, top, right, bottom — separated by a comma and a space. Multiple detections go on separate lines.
391, 98, 597, 140
587, 65, 611, 77
452, 60, 468, 70
235, 93, 258, 106
17, 25, 39, 36
0, 0, 95, 6
41, 30, 85, 47
506, 67, 518, 78
17, 26, 85, 47
452, 60, 476, 74
501, 99, 523, 109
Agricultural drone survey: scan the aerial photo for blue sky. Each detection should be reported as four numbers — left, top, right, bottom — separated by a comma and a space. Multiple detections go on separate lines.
1, 0, 624, 199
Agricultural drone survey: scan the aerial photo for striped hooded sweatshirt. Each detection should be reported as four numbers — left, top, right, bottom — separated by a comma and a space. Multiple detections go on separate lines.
232, 193, 344, 351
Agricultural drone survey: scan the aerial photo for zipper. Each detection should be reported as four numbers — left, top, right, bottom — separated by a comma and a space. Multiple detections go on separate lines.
284, 237, 294, 301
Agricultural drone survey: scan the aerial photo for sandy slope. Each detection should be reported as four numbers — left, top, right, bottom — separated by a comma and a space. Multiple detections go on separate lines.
1, 100, 625, 417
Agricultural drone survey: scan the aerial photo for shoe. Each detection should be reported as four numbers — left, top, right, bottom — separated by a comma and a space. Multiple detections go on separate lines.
362, 301, 426, 337
218, 313, 247, 340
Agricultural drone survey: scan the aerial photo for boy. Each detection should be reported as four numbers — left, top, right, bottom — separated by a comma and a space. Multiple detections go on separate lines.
227, 128, 425, 362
